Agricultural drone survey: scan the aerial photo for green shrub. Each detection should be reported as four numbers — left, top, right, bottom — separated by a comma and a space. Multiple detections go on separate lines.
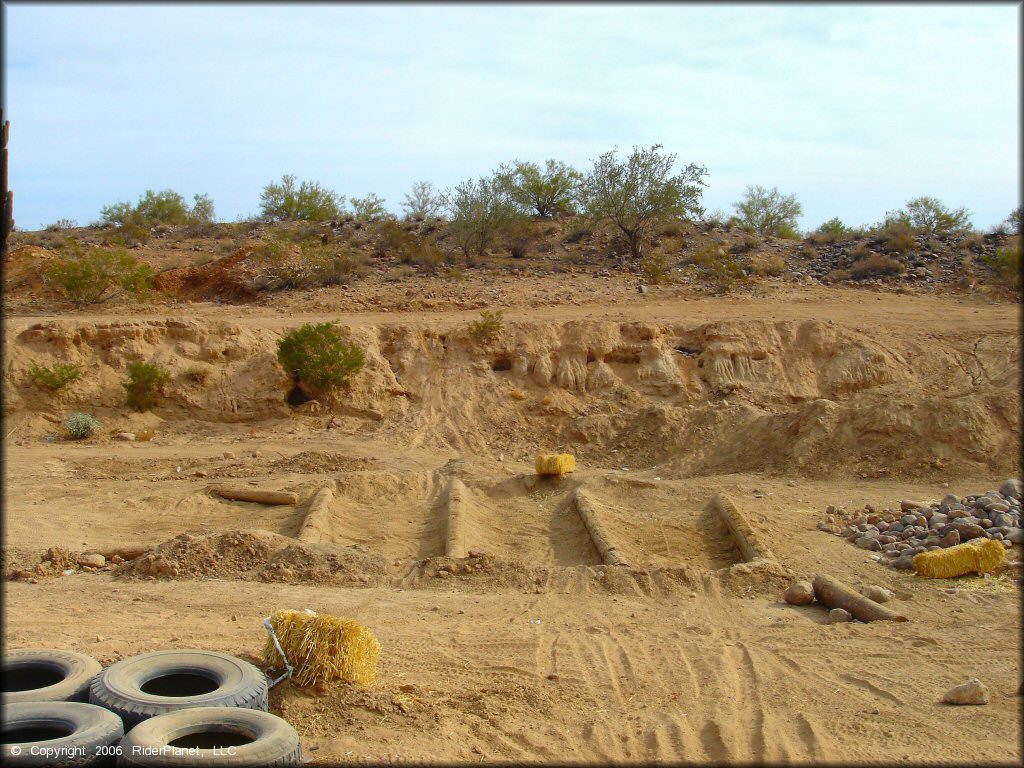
563, 218, 594, 243
45, 243, 155, 306
640, 252, 674, 284
442, 176, 527, 257
63, 412, 99, 440
402, 181, 443, 220
850, 253, 906, 279
984, 244, 1021, 288
578, 144, 707, 258
880, 221, 916, 255
183, 365, 211, 384
495, 159, 582, 218
45, 218, 78, 231
123, 362, 171, 411
29, 360, 83, 391
692, 243, 745, 292
750, 253, 786, 276
732, 185, 802, 237
349, 194, 390, 222
1006, 205, 1023, 235
376, 220, 420, 260
468, 310, 505, 342
813, 217, 851, 243
277, 322, 365, 394
259, 174, 343, 222
880, 196, 972, 235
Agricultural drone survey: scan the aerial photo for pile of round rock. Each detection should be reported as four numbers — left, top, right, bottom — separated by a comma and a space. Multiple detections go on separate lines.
818, 479, 1022, 570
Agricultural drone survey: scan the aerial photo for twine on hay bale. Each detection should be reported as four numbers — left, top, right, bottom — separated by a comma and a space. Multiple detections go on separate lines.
536, 453, 576, 476
912, 538, 1005, 579
262, 609, 381, 687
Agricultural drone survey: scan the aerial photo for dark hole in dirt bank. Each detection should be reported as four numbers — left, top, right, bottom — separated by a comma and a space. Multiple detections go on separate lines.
606, 348, 641, 365
675, 345, 702, 357
491, 354, 513, 372
286, 373, 311, 405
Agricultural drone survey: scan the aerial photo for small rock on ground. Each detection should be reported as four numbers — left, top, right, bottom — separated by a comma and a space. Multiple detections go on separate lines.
942, 678, 990, 705
783, 581, 815, 605
861, 585, 891, 603
828, 608, 852, 623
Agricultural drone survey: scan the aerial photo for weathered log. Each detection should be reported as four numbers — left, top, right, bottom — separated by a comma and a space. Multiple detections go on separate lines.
296, 485, 335, 543
812, 573, 908, 623
711, 493, 775, 563
574, 489, 629, 567
209, 486, 298, 505
445, 477, 468, 559
93, 546, 150, 561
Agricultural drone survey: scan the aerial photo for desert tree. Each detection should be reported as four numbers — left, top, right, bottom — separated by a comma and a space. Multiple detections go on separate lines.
402, 181, 443, 220
732, 185, 802, 237
577, 144, 707, 259
259, 174, 343, 222
349, 193, 390, 222
882, 196, 972, 235
496, 159, 582, 218
441, 175, 527, 257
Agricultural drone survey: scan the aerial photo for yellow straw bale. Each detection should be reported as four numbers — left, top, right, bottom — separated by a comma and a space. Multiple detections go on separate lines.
536, 453, 576, 476
912, 538, 1005, 579
262, 609, 380, 687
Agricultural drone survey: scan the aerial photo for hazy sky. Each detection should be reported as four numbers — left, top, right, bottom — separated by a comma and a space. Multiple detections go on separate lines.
4, 2, 1019, 231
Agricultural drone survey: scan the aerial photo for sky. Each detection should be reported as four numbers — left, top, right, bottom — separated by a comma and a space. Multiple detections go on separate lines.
3, 2, 1020, 232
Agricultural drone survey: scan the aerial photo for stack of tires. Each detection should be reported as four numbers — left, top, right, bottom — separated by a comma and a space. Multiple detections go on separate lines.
2, 648, 302, 766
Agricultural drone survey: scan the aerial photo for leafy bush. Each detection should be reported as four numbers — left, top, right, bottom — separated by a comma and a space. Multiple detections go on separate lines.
731, 185, 802, 237
260, 174, 343, 222
692, 243, 745, 292
495, 159, 582, 218
1006, 205, 1023, 235
29, 360, 83, 391
45, 242, 155, 306
640, 252, 674, 284
750, 253, 786, 276
183, 365, 210, 384
123, 362, 171, 411
277, 322, 365, 394
850, 253, 906, 279
101, 189, 214, 227
442, 176, 526, 257
349, 194, 390, 222
45, 218, 78, 231
63, 412, 99, 440
881, 196, 972, 235
880, 221, 916, 255
578, 144, 707, 258
984, 244, 1021, 288
376, 220, 419, 260
468, 310, 505, 342
563, 218, 594, 243
402, 181, 443, 220
813, 217, 851, 243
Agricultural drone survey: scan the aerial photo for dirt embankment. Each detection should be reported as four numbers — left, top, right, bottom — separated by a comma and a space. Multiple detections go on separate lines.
4, 314, 1019, 480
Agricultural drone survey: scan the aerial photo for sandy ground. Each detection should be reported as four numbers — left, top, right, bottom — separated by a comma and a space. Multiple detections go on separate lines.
3, 286, 1022, 764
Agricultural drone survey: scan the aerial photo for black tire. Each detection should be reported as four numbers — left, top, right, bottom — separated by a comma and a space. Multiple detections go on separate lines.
3, 649, 103, 705
89, 651, 268, 730
117, 707, 302, 767
2, 701, 124, 767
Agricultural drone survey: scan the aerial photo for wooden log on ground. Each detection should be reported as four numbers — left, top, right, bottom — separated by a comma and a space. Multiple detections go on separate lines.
296, 485, 335, 544
93, 546, 150, 561
812, 573, 908, 623
574, 489, 629, 567
711, 493, 775, 563
209, 486, 298, 506
445, 477, 468, 559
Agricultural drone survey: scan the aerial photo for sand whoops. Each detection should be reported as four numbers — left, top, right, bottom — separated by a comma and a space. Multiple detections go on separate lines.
2, 288, 1021, 764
